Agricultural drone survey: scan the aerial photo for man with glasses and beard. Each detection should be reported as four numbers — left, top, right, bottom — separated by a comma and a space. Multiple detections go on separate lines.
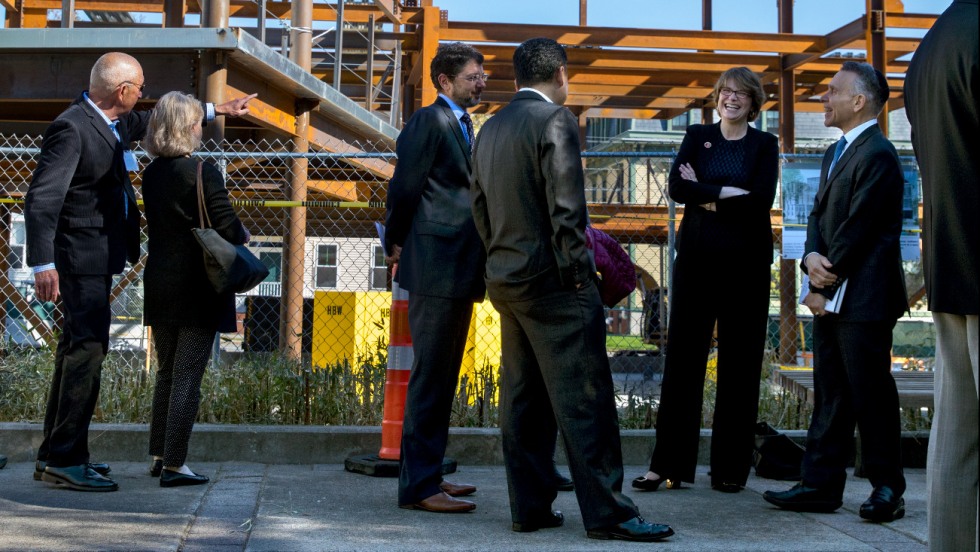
385, 42, 488, 513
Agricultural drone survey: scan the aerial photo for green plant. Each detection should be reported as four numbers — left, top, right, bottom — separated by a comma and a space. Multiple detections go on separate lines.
453, 358, 499, 427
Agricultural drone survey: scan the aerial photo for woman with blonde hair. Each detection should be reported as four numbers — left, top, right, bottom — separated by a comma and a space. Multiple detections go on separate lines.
633, 67, 778, 494
141, 91, 250, 487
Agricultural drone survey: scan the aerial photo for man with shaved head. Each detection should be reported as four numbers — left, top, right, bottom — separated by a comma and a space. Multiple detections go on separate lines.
25, 52, 255, 492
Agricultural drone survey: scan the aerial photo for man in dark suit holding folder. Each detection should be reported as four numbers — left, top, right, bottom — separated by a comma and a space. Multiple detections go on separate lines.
764, 61, 907, 522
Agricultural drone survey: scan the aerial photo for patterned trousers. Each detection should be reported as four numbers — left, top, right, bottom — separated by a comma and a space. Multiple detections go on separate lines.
148, 325, 216, 467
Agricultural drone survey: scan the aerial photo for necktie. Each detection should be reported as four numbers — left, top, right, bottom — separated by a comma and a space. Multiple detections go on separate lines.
460, 112, 474, 154
828, 137, 846, 175
109, 121, 128, 218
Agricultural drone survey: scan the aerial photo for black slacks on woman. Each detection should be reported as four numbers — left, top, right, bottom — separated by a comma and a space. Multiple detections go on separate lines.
650, 252, 771, 486
148, 325, 216, 467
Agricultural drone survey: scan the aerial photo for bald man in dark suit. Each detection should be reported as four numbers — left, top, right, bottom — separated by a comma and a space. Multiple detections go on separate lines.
26, 52, 253, 492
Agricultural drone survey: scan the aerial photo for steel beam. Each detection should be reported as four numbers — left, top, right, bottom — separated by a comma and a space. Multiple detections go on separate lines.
866, 0, 888, 134
778, 0, 799, 366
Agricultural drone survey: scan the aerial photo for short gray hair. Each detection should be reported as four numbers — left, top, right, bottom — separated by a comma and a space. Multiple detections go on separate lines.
89, 52, 141, 97
841, 61, 889, 115
143, 92, 203, 158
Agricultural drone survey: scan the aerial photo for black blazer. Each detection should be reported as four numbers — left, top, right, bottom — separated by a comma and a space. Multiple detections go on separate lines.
803, 124, 907, 322
384, 96, 486, 301
25, 94, 146, 275
904, 0, 979, 315
471, 90, 595, 303
142, 157, 247, 333
668, 123, 779, 266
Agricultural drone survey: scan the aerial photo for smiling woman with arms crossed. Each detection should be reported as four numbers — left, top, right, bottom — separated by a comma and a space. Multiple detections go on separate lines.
633, 67, 778, 494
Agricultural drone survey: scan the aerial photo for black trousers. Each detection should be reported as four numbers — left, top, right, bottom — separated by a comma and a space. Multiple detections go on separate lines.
493, 283, 638, 530
650, 253, 771, 485
148, 325, 216, 467
802, 316, 906, 495
38, 274, 112, 467
398, 293, 474, 505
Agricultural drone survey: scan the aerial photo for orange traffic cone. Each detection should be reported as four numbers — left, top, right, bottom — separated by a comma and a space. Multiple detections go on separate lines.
344, 264, 457, 477
379, 268, 413, 460
345, 264, 413, 476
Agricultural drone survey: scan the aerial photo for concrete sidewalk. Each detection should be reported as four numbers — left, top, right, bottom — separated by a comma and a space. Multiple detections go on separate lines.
0, 459, 926, 551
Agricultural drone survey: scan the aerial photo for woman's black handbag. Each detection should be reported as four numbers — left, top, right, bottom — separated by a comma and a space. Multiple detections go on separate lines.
191, 162, 268, 294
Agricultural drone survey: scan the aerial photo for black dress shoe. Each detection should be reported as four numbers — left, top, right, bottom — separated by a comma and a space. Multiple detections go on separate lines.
712, 482, 743, 493
512, 510, 564, 532
860, 486, 905, 522
41, 465, 118, 492
35, 460, 111, 481
0, 454, 7, 470
149, 459, 163, 477
160, 469, 210, 488
763, 483, 842, 513
555, 475, 574, 492
587, 516, 675, 542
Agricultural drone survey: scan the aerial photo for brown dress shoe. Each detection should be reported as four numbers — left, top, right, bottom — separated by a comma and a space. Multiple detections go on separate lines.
400, 492, 476, 513
439, 481, 477, 497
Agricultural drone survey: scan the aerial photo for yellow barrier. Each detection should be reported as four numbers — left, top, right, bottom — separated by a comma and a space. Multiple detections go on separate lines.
461, 301, 503, 400
312, 291, 391, 368
311, 291, 504, 404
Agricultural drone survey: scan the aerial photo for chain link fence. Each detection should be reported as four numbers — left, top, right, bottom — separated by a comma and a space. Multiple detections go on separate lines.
0, 133, 934, 428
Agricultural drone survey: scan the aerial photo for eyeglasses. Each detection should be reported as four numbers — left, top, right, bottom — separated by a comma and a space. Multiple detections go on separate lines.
118, 81, 146, 93
458, 73, 490, 83
719, 87, 749, 100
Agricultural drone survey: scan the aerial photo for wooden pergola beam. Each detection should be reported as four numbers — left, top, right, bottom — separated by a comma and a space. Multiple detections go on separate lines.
444, 21, 827, 54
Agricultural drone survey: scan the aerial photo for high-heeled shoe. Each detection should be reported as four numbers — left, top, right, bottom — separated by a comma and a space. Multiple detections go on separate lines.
631, 475, 683, 491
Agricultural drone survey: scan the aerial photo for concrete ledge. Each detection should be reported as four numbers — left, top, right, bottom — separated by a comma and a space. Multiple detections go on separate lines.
0, 423, 930, 468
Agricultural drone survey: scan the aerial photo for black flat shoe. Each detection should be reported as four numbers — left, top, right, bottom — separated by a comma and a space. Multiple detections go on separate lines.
587, 516, 675, 542
512, 510, 564, 532
35, 460, 111, 481
160, 469, 209, 488
149, 459, 163, 477
631, 475, 664, 491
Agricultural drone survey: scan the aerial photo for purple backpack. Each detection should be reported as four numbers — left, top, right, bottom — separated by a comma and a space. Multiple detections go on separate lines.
585, 226, 636, 307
